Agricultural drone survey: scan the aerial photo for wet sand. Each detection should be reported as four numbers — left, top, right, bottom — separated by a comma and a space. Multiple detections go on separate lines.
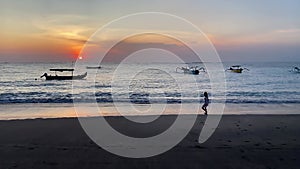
1, 103, 300, 120
0, 115, 299, 169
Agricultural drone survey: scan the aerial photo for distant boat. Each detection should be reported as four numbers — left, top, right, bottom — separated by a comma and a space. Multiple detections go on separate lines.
86, 66, 102, 69
291, 67, 300, 73
227, 65, 249, 73
176, 66, 205, 75
40, 68, 87, 80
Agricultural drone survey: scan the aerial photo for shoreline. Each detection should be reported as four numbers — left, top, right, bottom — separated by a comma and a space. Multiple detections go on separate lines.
0, 103, 299, 120
1, 114, 300, 122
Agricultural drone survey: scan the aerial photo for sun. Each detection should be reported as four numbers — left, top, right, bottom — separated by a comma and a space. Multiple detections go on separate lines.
78, 56, 83, 60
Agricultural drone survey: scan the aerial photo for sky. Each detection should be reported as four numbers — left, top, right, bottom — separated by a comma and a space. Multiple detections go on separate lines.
0, 0, 300, 62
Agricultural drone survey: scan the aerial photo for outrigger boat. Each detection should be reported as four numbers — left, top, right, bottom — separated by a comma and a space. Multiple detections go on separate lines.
86, 66, 101, 69
40, 68, 87, 80
227, 65, 249, 73
176, 66, 205, 75
291, 67, 300, 73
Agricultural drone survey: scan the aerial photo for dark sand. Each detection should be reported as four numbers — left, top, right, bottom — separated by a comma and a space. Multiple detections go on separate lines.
0, 115, 299, 169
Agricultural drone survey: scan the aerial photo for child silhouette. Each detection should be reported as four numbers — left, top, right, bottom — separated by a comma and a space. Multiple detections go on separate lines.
202, 92, 209, 115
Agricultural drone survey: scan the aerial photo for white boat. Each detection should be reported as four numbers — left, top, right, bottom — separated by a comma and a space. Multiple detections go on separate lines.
176, 66, 205, 75
227, 65, 249, 73
291, 67, 300, 73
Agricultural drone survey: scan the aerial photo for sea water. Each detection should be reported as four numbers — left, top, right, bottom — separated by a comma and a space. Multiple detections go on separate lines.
0, 62, 299, 119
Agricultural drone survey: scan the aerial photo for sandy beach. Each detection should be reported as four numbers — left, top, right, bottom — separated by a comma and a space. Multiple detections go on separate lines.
0, 115, 299, 169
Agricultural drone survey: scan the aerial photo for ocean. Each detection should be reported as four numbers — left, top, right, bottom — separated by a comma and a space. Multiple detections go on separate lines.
0, 62, 299, 119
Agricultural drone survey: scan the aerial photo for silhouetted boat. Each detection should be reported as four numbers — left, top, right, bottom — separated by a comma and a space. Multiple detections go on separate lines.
41, 68, 87, 80
227, 65, 249, 73
86, 66, 101, 69
291, 67, 300, 73
176, 66, 205, 75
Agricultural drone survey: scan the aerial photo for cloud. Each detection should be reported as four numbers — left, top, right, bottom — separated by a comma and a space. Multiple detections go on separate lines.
79, 33, 201, 63
32, 14, 95, 44
275, 29, 300, 33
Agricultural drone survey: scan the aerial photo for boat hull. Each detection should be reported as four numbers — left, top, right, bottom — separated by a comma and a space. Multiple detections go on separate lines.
183, 69, 199, 75
176, 67, 201, 75
86, 66, 101, 69
231, 69, 243, 73
45, 72, 87, 80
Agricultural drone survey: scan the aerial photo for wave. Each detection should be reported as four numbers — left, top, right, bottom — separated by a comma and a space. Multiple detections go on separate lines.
227, 91, 300, 97
0, 91, 299, 104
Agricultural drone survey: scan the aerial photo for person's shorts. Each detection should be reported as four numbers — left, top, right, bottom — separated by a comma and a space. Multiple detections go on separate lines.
202, 103, 208, 107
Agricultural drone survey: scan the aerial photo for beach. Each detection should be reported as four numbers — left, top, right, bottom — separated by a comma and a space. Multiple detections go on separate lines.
0, 114, 299, 169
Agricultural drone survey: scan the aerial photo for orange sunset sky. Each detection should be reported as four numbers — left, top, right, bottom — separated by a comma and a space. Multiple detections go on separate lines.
1, 0, 300, 62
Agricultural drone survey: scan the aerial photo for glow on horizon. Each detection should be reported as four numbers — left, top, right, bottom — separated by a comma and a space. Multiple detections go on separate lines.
1, 0, 300, 62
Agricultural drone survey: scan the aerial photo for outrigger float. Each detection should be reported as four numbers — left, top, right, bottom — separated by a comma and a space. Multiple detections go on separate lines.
291, 67, 300, 73
86, 66, 102, 69
227, 65, 249, 73
41, 68, 87, 80
176, 66, 205, 75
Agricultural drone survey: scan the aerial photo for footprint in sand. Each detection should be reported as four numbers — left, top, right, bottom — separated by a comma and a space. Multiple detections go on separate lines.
216, 145, 231, 149
241, 155, 249, 160
27, 147, 36, 150
194, 145, 207, 149
13, 145, 25, 148
57, 147, 68, 151
266, 141, 272, 145
254, 143, 260, 146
